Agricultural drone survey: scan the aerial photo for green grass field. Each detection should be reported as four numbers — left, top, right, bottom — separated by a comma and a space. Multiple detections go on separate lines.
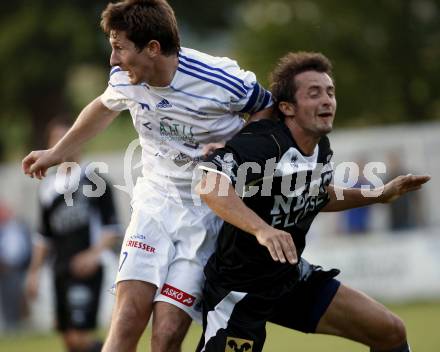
1, 301, 439, 351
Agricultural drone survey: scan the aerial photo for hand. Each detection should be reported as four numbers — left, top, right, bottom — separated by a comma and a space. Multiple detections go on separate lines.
201, 142, 225, 159
22, 149, 62, 179
255, 227, 298, 264
381, 174, 431, 203
70, 249, 100, 279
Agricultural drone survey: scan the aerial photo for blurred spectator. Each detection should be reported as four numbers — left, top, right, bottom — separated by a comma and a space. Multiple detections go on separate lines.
0, 201, 32, 331
341, 159, 371, 235
386, 152, 424, 231
26, 117, 121, 352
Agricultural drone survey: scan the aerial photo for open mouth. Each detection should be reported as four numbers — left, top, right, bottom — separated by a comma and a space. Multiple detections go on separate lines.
318, 112, 333, 118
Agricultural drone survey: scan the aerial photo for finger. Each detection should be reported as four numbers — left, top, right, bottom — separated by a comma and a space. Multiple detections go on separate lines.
266, 243, 279, 262
405, 185, 422, 192
273, 239, 286, 263
22, 160, 30, 173
406, 175, 430, 184
413, 175, 431, 185
37, 168, 47, 180
404, 178, 429, 189
282, 236, 298, 265
22, 157, 35, 175
29, 160, 43, 175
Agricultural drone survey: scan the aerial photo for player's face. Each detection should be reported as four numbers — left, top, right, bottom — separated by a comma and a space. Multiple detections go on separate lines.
109, 30, 152, 84
292, 71, 336, 137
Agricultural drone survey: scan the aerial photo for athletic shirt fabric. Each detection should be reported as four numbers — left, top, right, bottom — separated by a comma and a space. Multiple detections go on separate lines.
201, 120, 334, 292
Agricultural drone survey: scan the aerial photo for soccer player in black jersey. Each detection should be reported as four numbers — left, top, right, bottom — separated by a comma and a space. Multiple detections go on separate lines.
26, 118, 121, 352
195, 52, 430, 352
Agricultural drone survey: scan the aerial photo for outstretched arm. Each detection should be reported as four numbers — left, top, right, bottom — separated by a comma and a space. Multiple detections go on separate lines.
196, 171, 297, 264
322, 174, 430, 212
22, 97, 119, 179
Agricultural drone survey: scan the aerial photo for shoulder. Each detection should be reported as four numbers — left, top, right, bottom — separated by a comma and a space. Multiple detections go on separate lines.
176, 48, 256, 101
226, 120, 287, 162
179, 47, 243, 72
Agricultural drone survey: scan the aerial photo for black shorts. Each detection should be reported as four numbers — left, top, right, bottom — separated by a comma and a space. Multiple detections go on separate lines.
54, 267, 103, 332
197, 260, 340, 352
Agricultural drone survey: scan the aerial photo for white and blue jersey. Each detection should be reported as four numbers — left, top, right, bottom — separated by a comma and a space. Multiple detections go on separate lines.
100, 47, 272, 201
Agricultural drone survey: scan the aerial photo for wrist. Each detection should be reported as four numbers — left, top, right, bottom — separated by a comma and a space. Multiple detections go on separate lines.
253, 223, 272, 237
377, 185, 387, 203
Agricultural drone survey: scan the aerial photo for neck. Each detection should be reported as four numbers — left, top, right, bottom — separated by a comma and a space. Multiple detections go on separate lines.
148, 54, 178, 87
285, 120, 320, 156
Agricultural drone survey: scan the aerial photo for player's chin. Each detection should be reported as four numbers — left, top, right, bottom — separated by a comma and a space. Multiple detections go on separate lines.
318, 124, 333, 135
128, 76, 139, 84
127, 72, 138, 84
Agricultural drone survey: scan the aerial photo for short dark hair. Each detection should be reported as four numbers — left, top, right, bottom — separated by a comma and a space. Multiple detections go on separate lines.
270, 52, 333, 119
101, 0, 180, 55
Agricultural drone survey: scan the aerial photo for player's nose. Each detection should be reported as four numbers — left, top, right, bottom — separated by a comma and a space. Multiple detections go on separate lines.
110, 51, 120, 67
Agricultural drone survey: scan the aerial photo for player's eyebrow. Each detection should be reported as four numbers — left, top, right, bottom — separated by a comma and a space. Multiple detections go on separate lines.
307, 84, 335, 91
109, 38, 123, 48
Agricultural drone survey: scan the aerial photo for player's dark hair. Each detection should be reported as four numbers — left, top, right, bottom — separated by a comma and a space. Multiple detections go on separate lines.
101, 0, 180, 55
270, 52, 333, 120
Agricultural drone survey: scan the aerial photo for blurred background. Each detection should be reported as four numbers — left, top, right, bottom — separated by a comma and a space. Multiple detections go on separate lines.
0, 0, 439, 351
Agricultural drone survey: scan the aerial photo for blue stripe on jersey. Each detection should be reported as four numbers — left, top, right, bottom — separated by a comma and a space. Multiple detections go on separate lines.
169, 85, 230, 105
109, 83, 135, 88
240, 83, 260, 113
109, 82, 148, 88
178, 59, 247, 96
110, 67, 122, 76
261, 90, 272, 109
179, 53, 251, 90
177, 67, 244, 99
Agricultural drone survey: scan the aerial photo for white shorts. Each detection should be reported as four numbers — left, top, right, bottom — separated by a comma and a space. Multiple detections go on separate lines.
116, 181, 223, 323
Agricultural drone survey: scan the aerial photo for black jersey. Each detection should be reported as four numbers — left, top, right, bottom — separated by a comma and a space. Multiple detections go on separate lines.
38, 167, 119, 276
202, 120, 333, 292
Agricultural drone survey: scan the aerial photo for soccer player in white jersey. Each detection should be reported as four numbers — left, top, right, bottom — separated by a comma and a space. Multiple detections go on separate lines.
22, 1, 272, 351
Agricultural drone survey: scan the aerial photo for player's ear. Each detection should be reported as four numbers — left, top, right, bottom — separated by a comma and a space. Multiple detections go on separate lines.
145, 40, 161, 57
278, 101, 295, 117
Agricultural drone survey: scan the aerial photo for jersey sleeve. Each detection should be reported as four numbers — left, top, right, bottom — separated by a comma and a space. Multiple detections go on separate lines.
221, 58, 273, 115
199, 122, 280, 189
100, 66, 131, 112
